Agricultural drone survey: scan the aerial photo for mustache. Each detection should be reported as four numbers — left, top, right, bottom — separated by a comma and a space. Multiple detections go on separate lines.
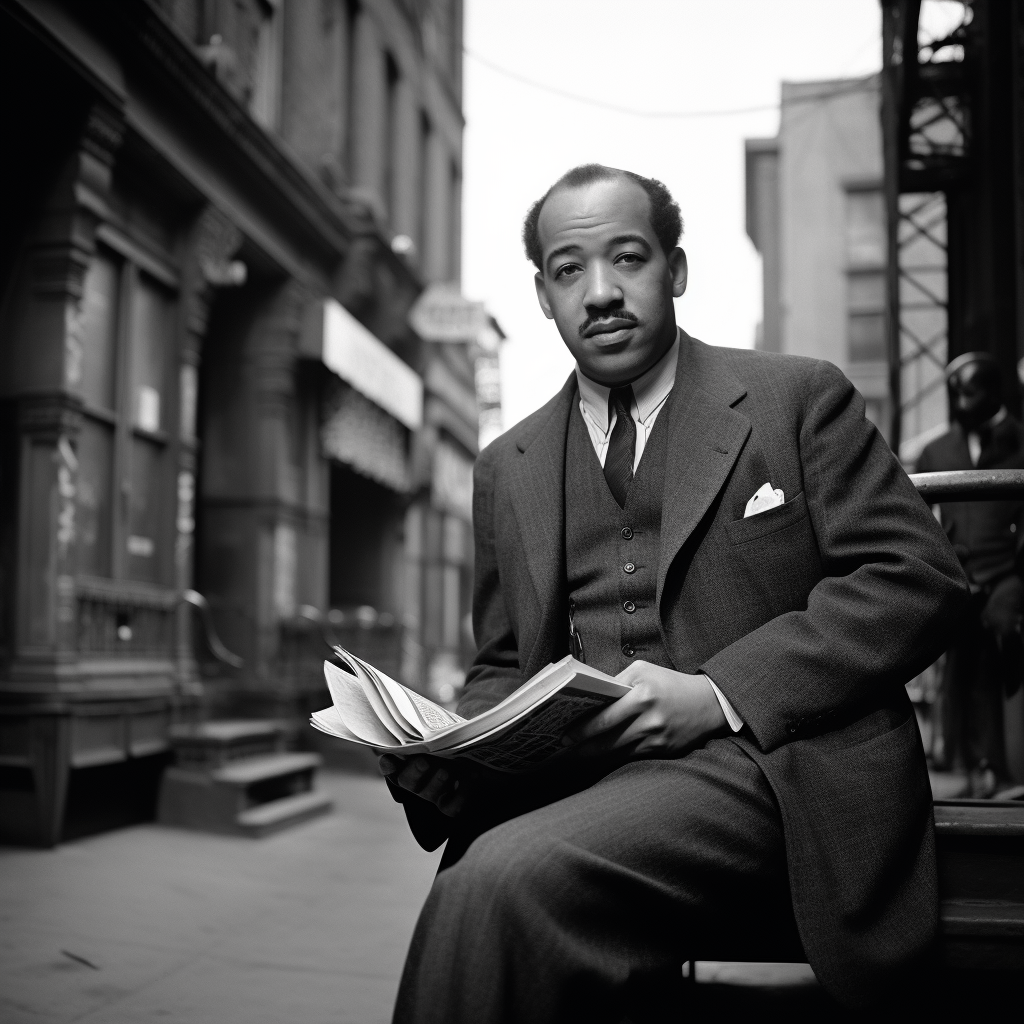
578, 309, 640, 337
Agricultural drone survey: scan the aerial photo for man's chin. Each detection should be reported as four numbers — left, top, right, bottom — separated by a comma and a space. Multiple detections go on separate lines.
576, 346, 655, 386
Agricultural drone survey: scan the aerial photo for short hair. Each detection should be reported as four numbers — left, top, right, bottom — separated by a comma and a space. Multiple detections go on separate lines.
522, 164, 683, 271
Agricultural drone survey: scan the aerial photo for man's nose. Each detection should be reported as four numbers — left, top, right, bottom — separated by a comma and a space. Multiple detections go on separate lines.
582, 262, 623, 310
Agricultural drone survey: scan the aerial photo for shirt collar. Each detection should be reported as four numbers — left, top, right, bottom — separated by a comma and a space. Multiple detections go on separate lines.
575, 328, 681, 434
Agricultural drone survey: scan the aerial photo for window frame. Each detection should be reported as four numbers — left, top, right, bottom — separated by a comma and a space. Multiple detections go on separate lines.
76, 234, 180, 588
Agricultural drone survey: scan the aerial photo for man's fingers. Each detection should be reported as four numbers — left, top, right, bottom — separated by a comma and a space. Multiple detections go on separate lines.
564, 689, 642, 744
395, 756, 435, 794
378, 754, 404, 777
416, 765, 453, 804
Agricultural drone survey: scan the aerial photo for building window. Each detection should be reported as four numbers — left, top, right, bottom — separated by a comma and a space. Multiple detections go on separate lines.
250, 0, 282, 129
343, 0, 360, 183
75, 248, 176, 584
417, 111, 432, 262
449, 158, 462, 282
384, 51, 400, 222
845, 188, 887, 364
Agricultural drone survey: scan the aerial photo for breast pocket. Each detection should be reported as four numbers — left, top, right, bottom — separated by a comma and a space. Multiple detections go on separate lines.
726, 490, 809, 545
722, 491, 821, 617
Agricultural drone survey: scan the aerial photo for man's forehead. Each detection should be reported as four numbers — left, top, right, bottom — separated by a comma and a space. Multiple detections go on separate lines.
538, 177, 655, 250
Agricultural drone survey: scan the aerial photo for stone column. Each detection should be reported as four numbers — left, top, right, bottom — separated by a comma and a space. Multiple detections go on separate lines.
251, 279, 309, 711
4, 101, 124, 846
9, 102, 124, 677
176, 206, 243, 695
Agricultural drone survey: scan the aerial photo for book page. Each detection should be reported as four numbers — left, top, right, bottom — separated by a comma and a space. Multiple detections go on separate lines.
421, 658, 628, 754
323, 662, 407, 747
332, 648, 417, 740
453, 691, 612, 772
311, 706, 376, 745
405, 687, 465, 731
343, 649, 464, 736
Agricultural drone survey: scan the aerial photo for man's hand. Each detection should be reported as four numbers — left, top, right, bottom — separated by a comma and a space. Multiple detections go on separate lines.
563, 661, 728, 759
379, 754, 469, 818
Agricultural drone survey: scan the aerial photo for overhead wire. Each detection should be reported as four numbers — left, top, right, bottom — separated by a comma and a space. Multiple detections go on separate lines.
464, 48, 879, 120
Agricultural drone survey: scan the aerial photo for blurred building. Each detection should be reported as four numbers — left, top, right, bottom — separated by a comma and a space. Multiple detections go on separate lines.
745, 74, 895, 443
0, 0, 499, 845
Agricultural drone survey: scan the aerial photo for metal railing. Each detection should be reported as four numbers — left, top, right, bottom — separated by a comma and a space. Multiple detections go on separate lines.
910, 468, 1024, 502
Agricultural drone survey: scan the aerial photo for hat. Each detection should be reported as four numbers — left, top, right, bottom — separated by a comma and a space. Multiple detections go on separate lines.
945, 351, 998, 382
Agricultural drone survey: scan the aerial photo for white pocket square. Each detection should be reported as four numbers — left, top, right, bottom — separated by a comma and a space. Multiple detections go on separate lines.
744, 482, 785, 518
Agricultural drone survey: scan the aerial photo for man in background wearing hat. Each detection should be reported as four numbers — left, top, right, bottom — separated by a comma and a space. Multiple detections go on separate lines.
918, 352, 1024, 796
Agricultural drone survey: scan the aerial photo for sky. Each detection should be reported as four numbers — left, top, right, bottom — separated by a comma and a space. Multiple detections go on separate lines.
460, 0, 883, 429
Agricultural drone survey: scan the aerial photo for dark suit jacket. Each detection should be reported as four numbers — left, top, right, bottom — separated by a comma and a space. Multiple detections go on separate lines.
410, 333, 968, 1003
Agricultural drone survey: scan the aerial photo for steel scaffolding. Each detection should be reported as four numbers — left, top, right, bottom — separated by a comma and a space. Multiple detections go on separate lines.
881, 0, 972, 460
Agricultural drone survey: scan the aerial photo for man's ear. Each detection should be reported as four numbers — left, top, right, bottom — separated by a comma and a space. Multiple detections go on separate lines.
669, 248, 688, 298
534, 271, 555, 320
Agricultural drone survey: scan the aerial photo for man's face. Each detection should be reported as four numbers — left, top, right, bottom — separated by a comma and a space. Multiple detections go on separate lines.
533, 176, 688, 386
949, 361, 1001, 432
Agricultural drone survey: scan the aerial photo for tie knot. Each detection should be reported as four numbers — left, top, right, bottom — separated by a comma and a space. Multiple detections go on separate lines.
609, 385, 634, 421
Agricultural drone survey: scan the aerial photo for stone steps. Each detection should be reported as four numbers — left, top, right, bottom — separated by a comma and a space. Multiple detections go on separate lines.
157, 721, 332, 838
237, 790, 335, 838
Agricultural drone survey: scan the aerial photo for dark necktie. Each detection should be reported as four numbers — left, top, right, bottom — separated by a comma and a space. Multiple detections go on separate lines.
604, 385, 636, 508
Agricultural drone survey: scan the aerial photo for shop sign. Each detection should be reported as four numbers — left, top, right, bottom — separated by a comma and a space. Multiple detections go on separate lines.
314, 299, 423, 429
409, 284, 487, 343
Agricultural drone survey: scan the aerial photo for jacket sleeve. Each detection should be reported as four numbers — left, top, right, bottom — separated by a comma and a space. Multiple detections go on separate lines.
701, 360, 970, 753
457, 444, 523, 719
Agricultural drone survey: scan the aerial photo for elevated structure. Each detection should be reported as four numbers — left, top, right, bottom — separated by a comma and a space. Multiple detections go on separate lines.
881, 0, 1024, 462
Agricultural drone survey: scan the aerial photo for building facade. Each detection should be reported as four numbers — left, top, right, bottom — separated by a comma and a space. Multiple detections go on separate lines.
745, 75, 902, 447
0, 0, 484, 845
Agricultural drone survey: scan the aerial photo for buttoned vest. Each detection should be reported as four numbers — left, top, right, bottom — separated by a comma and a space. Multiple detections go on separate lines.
564, 391, 675, 677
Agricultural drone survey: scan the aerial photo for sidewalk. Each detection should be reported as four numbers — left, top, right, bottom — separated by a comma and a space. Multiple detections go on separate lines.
0, 772, 441, 1024
2, 769, 838, 1022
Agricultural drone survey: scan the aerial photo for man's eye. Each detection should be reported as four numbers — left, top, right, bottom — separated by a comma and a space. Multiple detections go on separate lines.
556, 264, 582, 279
615, 252, 644, 266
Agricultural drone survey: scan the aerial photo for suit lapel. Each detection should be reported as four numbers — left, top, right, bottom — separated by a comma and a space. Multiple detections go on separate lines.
507, 373, 576, 669
657, 335, 751, 608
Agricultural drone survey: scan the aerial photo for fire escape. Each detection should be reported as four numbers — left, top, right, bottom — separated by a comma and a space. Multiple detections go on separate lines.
881, 0, 973, 460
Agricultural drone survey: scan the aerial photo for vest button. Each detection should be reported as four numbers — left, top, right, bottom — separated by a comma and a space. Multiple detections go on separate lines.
621, 527, 633, 540
623, 562, 636, 574
623, 600, 636, 613
622, 644, 635, 657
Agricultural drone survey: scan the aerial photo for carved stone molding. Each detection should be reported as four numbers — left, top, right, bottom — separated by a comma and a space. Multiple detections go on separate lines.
181, 205, 244, 348
27, 101, 125, 302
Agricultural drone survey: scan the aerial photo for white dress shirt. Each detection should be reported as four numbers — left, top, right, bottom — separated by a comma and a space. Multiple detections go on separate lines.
575, 331, 680, 472
574, 329, 744, 733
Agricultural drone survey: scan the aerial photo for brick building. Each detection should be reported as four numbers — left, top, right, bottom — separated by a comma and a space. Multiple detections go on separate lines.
0, 0, 487, 844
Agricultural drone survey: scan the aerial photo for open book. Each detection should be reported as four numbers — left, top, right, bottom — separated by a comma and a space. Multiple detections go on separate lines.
310, 647, 631, 773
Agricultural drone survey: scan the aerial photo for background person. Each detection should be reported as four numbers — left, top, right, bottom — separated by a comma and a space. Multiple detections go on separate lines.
917, 352, 1024, 796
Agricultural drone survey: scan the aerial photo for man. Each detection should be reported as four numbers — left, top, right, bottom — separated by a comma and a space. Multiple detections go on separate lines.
917, 352, 1024, 795
384, 165, 968, 1022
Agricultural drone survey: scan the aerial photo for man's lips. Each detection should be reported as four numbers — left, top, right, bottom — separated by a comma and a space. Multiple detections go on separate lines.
583, 318, 638, 338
